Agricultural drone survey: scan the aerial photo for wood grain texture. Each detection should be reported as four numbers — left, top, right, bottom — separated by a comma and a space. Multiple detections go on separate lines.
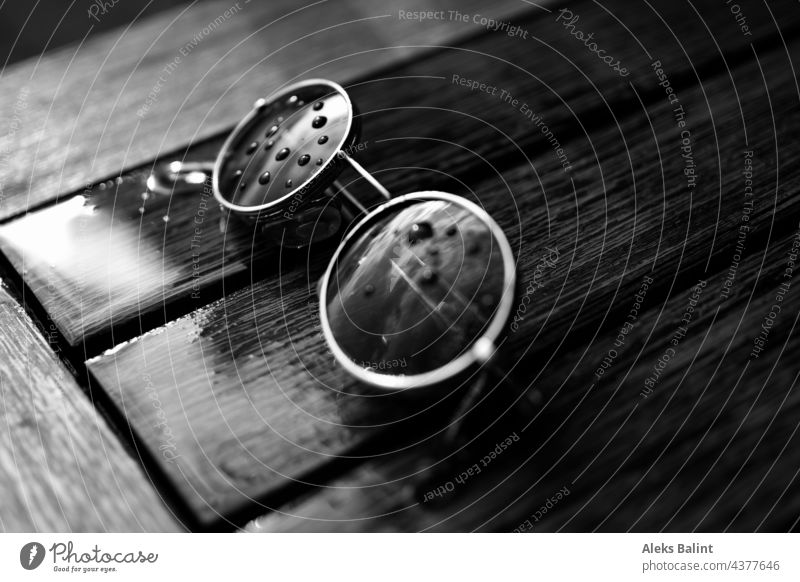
2, 0, 795, 349
245, 223, 800, 532
87, 22, 800, 529
242, 26, 800, 530
0, 284, 180, 532
2, 0, 798, 532
0, 0, 527, 222
86, 257, 362, 525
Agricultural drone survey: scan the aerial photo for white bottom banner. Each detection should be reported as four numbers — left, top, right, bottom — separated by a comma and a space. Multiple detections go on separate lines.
1, 533, 796, 581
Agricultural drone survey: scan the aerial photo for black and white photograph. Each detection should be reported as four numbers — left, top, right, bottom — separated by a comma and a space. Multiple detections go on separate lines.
0, 0, 797, 578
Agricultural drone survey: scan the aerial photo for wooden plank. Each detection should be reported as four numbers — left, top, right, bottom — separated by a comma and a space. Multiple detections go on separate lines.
87, 27, 800, 527
0, 0, 527, 222
86, 258, 360, 524
245, 224, 800, 532
0, 1, 188, 65
0, 283, 179, 531
2, 0, 795, 348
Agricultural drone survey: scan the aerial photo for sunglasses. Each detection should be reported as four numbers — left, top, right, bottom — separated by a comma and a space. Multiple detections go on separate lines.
148, 79, 523, 440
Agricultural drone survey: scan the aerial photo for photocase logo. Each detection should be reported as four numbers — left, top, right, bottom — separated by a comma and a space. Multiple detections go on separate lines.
20, 542, 46, 570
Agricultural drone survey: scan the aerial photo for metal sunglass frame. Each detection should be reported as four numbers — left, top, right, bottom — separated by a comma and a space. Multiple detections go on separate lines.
149, 78, 518, 394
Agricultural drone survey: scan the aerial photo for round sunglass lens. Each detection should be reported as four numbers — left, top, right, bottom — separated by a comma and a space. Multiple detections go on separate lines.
324, 199, 507, 377
218, 84, 351, 209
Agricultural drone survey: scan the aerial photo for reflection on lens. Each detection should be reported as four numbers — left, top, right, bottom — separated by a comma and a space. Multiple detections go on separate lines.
325, 200, 507, 377
218, 84, 351, 209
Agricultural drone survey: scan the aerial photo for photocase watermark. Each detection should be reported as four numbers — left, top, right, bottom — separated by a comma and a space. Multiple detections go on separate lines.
595, 273, 653, 381
21, 540, 158, 573
510, 95, 572, 173
0, 86, 29, 209
137, 1, 247, 119
283, 142, 369, 220
361, 358, 407, 371
725, 0, 753, 37
720, 150, 755, 301
143, 373, 181, 463
188, 177, 215, 299
421, 431, 520, 502
640, 279, 706, 399
48, 540, 157, 574
555, 8, 629, 78
451, 74, 573, 172
652, 60, 697, 190
87, 0, 122, 22
20, 542, 46, 570
512, 485, 571, 532
509, 246, 559, 333
749, 222, 799, 359
397, 9, 529, 39
336, 140, 369, 160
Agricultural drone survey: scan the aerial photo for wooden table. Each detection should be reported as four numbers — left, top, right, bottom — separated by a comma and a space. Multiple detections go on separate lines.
0, 0, 798, 532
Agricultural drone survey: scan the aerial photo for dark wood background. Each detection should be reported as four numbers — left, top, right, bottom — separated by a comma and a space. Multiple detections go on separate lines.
0, 0, 798, 532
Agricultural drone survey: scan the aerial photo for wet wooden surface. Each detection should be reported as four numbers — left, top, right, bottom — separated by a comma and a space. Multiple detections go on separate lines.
0, 0, 524, 222
0, 0, 794, 348
1, 0, 799, 531
0, 0, 526, 531
90, 24, 800, 526
247, 225, 800, 532
0, 283, 179, 531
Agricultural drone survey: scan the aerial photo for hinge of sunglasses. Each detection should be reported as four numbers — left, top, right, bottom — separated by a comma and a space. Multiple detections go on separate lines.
443, 339, 543, 446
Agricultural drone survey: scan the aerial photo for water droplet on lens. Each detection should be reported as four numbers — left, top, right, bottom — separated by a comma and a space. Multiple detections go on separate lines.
297, 100, 305, 107
162, 215, 170, 223
313, 101, 324, 110
316, 158, 324, 166
266, 125, 279, 138
140, 192, 149, 200
138, 207, 145, 214
285, 179, 293, 188
318, 135, 329, 145
312, 116, 327, 128
287, 95, 298, 105
246, 141, 259, 155
258, 171, 271, 185
277, 116, 284, 122
233, 169, 243, 179
298, 154, 310, 166
446, 225, 457, 236
421, 268, 437, 284
364, 284, 375, 296
408, 222, 434, 244
264, 139, 275, 150
276, 148, 290, 161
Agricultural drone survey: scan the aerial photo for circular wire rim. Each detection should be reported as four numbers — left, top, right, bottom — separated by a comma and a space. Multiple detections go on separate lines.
318, 191, 517, 391
212, 78, 355, 216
